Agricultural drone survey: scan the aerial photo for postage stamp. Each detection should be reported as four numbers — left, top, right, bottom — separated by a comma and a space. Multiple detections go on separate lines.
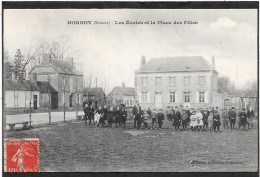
4, 139, 39, 172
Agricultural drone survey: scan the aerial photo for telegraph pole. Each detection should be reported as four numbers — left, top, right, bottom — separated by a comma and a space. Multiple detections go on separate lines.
48, 75, 51, 124
29, 81, 32, 127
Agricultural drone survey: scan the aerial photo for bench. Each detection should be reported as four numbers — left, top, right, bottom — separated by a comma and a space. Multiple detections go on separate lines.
6, 121, 33, 131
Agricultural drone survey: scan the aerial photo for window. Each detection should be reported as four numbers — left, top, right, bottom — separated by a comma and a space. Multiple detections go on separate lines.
141, 91, 148, 103
70, 78, 73, 92
199, 91, 205, 103
142, 77, 148, 86
169, 77, 176, 86
155, 77, 162, 86
198, 76, 206, 86
184, 76, 190, 86
126, 100, 129, 106
130, 100, 132, 106
169, 91, 176, 103
184, 92, 190, 103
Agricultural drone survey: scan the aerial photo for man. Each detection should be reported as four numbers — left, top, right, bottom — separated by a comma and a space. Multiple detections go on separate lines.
157, 109, 165, 129
239, 108, 248, 130
173, 106, 181, 131
151, 109, 158, 129
84, 104, 90, 125
166, 106, 173, 122
133, 101, 142, 129
100, 105, 108, 127
147, 108, 152, 118
222, 109, 229, 129
202, 108, 209, 130
229, 107, 236, 129
181, 109, 189, 131
89, 104, 95, 125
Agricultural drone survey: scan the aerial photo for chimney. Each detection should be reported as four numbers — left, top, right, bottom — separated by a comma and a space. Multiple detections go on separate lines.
141, 56, 146, 67
122, 82, 125, 88
11, 71, 17, 82
32, 73, 37, 83
67, 57, 74, 66
41, 53, 51, 65
211, 56, 215, 70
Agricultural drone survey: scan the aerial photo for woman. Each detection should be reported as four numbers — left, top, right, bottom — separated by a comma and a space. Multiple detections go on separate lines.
195, 109, 204, 132
208, 111, 214, 131
108, 106, 115, 128
190, 110, 197, 131
239, 108, 248, 130
94, 106, 103, 127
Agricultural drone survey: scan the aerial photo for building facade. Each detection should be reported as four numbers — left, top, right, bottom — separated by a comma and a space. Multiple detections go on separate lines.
108, 82, 135, 107
29, 54, 84, 109
135, 56, 218, 109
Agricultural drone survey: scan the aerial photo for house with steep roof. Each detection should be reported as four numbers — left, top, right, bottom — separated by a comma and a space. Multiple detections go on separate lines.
37, 81, 59, 109
108, 82, 135, 107
135, 56, 218, 109
4, 73, 41, 110
82, 87, 105, 108
29, 54, 84, 109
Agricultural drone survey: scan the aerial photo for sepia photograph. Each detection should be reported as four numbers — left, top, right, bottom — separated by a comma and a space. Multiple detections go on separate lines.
2, 2, 259, 174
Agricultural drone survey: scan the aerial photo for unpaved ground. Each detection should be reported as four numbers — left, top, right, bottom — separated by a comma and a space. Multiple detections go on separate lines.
4, 120, 258, 172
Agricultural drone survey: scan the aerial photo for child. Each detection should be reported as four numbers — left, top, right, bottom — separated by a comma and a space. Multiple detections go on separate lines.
208, 111, 214, 131
120, 107, 127, 129
195, 109, 203, 132
190, 110, 197, 131
108, 107, 114, 128
143, 110, 149, 129
173, 106, 181, 131
151, 109, 158, 129
157, 109, 165, 129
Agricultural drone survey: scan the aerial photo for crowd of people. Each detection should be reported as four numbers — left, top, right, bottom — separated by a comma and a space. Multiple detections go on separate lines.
83, 101, 255, 133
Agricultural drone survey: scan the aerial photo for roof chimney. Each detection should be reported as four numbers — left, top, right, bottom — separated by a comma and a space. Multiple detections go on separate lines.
141, 56, 146, 67
42, 53, 51, 65
67, 57, 74, 66
211, 56, 215, 70
11, 71, 17, 82
122, 82, 125, 88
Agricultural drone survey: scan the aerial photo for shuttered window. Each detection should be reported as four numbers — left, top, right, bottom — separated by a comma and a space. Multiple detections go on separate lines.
169, 77, 176, 86
198, 76, 206, 86
169, 91, 176, 103
199, 91, 205, 103
184, 92, 190, 102
155, 77, 162, 86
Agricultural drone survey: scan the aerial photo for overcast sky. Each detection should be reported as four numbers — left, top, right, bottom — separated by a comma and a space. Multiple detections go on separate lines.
4, 9, 257, 93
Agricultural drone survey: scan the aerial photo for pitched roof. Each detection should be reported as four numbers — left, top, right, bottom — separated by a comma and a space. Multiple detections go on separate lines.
37, 81, 58, 93
110, 87, 135, 96
83, 87, 104, 96
136, 56, 216, 73
39, 59, 83, 76
4, 79, 40, 91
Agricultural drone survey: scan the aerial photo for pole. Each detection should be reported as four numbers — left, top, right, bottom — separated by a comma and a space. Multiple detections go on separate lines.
64, 90, 66, 121
29, 82, 32, 127
48, 75, 51, 124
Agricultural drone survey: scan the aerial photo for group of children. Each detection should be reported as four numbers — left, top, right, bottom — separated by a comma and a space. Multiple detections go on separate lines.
84, 103, 255, 132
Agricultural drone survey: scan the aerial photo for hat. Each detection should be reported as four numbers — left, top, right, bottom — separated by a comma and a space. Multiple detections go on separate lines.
232, 107, 235, 109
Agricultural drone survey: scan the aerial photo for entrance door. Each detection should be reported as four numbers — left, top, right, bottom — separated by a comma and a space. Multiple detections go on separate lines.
33, 95, 37, 109
155, 92, 162, 108
51, 93, 58, 109
69, 94, 73, 107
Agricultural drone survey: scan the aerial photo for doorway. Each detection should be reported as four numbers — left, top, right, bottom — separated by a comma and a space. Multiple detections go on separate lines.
33, 95, 37, 109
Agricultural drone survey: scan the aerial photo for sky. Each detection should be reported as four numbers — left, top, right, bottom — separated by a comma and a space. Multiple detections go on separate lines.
4, 9, 258, 93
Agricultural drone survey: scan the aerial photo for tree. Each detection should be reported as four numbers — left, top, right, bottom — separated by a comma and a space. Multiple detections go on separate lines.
60, 75, 70, 121
13, 49, 26, 80
4, 50, 14, 80
243, 80, 257, 97
218, 76, 231, 93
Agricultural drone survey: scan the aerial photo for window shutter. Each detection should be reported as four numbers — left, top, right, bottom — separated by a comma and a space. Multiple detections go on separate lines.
175, 91, 178, 103
147, 92, 150, 103
168, 92, 170, 103
205, 91, 208, 103
196, 91, 199, 103
139, 92, 142, 103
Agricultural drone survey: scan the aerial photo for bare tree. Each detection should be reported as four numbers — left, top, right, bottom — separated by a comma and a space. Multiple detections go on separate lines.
60, 75, 70, 121
74, 77, 80, 117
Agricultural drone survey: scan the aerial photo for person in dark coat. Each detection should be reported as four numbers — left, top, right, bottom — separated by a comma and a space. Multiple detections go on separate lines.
181, 110, 189, 131
108, 107, 115, 128
222, 109, 229, 129
133, 101, 142, 129
202, 109, 209, 130
120, 107, 127, 129
84, 104, 90, 125
151, 109, 158, 129
114, 106, 121, 128
173, 106, 181, 131
239, 108, 247, 130
229, 107, 236, 130
89, 104, 95, 125
157, 109, 165, 129
100, 105, 108, 127
213, 111, 221, 133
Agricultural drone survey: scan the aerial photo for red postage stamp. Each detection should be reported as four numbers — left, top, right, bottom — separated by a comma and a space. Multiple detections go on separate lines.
4, 139, 39, 172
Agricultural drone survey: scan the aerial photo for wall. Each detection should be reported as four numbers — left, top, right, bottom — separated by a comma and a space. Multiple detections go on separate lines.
5, 90, 40, 108
135, 71, 215, 109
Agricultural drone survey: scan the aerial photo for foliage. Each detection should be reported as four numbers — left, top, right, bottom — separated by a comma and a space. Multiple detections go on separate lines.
4, 50, 14, 80
13, 49, 26, 80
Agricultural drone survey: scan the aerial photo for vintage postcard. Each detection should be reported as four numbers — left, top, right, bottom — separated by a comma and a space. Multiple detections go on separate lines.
2, 1, 259, 175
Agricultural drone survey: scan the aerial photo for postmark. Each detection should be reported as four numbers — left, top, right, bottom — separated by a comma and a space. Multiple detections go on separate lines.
4, 139, 39, 172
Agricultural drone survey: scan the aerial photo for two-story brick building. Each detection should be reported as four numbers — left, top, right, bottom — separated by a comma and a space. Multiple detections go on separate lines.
135, 56, 218, 109
29, 54, 84, 109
